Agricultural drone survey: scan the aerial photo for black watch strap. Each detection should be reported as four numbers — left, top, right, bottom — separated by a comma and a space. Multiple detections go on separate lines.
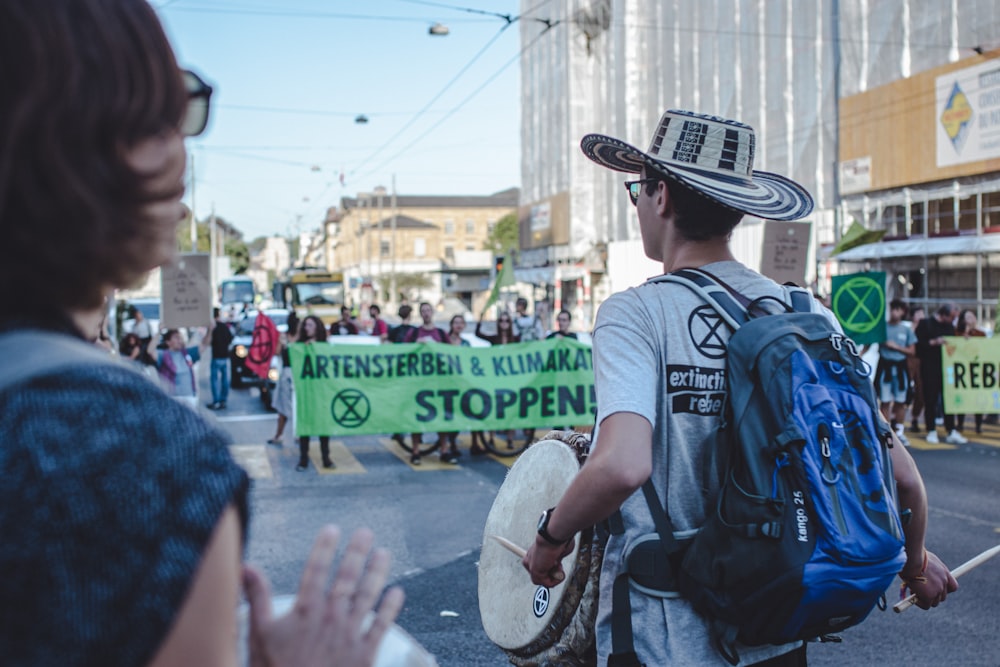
537, 507, 567, 545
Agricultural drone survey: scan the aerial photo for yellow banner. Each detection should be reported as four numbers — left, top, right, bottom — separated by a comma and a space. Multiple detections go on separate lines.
942, 336, 1000, 414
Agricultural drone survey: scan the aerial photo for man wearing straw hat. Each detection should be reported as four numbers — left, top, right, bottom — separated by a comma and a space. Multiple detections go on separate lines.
523, 110, 956, 666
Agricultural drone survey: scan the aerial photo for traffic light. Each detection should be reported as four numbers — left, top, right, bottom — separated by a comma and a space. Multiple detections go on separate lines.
494, 255, 505, 274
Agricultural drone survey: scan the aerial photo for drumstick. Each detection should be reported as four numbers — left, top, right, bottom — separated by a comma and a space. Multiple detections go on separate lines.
490, 534, 527, 558
488, 534, 565, 583
894, 544, 1000, 613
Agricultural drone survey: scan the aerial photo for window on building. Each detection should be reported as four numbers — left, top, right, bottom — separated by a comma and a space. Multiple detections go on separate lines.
910, 201, 926, 236
444, 245, 454, 262
444, 220, 454, 235
414, 238, 426, 257
465, 244, 475, 252
985, 191, 1000, 230
928, 196, 955, 235
958, 195, 978, 232
380, 240, 390, 258
882, 205, 906, 237
465, 219, 476, 234
487, 221, 496, 235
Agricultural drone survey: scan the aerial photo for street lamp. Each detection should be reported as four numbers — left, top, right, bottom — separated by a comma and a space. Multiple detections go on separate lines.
428, 23, 449, 36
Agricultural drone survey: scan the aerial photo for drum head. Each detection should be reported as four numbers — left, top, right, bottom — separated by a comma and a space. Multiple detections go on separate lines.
479, 439, 582, 650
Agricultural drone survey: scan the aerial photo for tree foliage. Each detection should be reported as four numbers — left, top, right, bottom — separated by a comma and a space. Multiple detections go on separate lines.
484, 211, 519, 255
175, 215, 249, 274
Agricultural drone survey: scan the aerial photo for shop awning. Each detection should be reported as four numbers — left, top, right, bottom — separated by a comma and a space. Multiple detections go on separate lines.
834, 234, 1000, 261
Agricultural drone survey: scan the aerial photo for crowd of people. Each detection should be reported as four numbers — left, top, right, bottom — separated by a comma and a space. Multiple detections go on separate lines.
875, 299, 993, 447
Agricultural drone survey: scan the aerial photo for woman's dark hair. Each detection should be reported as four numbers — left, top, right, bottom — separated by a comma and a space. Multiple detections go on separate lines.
449, 315, 465, 334
301, 315, 327, 342
0, 0, 187, 316
644, 170, 744, 240
956, 309, 976, 334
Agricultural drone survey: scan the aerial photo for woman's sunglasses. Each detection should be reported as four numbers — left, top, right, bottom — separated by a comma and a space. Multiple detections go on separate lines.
181, 69, 213, 137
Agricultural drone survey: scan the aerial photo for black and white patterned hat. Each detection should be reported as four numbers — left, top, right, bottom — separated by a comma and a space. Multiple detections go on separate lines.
580, 109, 814, 221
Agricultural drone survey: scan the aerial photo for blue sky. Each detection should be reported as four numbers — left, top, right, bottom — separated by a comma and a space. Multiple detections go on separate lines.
155, 0, 525, 240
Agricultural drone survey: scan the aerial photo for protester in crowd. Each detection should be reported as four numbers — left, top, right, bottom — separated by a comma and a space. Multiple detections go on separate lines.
0, 1, 403, 664
369, 303, 389, 342
389, 304, 417, 451
297, 315, 335, 470
546, 309, 579, 340
403, 302, 449, 464
908, 306, 926, 433
955, 309, 986, 434
438, 315, 470, 463
522, 109, 956, 665
268, 313, 298, 446
875, 299, 917, 446
157, 328, 210, 410
474, 310, 520, 451
206, 306, 233, 410
389, 303, 416, 343
513, 296, 544, 342
916, 303, 968, 444
329, 305, 359, 336
131, 305, 154, 364
475, 310, 519, 346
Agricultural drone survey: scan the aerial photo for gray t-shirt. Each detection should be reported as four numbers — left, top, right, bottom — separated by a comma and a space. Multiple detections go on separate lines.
591, 260, 837, 665
880, 321, 916, 363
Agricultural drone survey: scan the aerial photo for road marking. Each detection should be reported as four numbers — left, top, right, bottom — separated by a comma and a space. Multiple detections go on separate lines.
307, 440, 365, 475
930, 506, 1000, 529
229, 445, 273, 479
907, 438, 957, 451
215, 414, 276, 423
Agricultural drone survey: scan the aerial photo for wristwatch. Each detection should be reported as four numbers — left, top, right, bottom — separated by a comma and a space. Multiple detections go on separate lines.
537, 507, 567, 546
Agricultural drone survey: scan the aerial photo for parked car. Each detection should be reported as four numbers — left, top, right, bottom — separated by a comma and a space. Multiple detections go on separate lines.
229, 308, 289, 408
121, 297, 161, 338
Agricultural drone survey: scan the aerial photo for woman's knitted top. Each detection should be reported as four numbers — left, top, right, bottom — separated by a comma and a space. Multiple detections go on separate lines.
0, 354, 250, 666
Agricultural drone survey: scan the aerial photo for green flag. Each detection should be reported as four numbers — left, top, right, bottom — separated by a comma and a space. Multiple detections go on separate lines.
830, 221, 886, 256
830, 271, 887, 345
481, 250, 516, 315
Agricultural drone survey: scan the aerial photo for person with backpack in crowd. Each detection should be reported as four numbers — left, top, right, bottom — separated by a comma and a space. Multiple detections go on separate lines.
875, 299, 917, 446
522, 109, 957, 666
916, 303, 968, 445
157, 328, 210, 410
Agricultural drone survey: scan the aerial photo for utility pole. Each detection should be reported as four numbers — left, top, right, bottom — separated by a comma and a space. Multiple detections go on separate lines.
209, 203, 216, 303
390, 175, 397, 310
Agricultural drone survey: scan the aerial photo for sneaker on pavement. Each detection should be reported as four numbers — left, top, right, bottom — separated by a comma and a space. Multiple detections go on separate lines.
896, 431, 910, 447
946, 429, 968, 445
925, 430, 939, 444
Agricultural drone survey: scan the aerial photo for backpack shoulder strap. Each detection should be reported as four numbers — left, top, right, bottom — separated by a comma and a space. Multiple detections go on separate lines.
648, 268, 749, 330
0, 330, 122, 395
782, 284, 815, 314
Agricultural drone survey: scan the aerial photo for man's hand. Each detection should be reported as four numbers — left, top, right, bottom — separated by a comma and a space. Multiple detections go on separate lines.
901, 549, 958, 610
243, 526, 405, 667
523, 536, 576, 588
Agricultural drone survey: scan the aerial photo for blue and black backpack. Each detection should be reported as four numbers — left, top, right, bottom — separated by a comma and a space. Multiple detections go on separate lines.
611, 268, 907, 666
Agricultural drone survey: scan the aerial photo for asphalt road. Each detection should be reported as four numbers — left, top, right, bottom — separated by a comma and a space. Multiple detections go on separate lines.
203, 370, 1000, 667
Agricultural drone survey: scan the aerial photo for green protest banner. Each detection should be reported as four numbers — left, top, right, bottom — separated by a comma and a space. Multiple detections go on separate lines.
290, 337, 596, 436
830, 271, 886, 345
942, 336, 1000, 414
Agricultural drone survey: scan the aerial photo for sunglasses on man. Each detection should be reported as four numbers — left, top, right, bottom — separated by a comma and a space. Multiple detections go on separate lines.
624, 178, 659, 206
181, 69, 213, 137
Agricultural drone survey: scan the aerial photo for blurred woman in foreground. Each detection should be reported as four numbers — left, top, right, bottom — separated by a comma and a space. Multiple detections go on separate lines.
0, 2, 402, 665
